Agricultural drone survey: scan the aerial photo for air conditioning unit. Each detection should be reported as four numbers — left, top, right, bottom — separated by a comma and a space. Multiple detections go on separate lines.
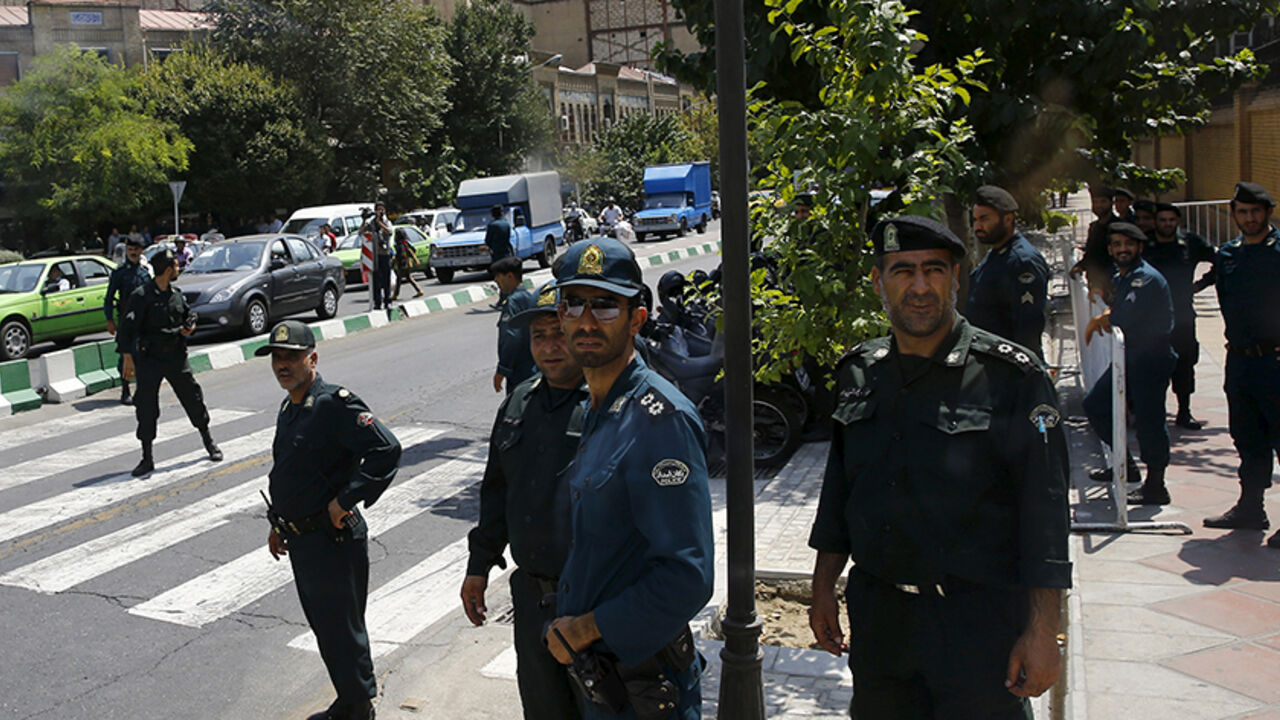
559, 115, 570, 131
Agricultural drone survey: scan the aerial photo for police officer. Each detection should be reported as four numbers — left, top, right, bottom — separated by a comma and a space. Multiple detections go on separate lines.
966, 185, 1050, 359
105, 236, 151, 405
1145, 202, 1216, 429
808, 216, 1070, 719
1113, 188, 1137, 223
486, 204, 514, 261
463, 282, 587, 720
493, 256, 537, 394
1202, 182, 1280, 549
1072, 185, 1118, 299
543, 238, 714, 719
1082, 222, 1176, 505
258, 320, 402, 720
1133, 199, 1158, 236
118, 250, 221, 477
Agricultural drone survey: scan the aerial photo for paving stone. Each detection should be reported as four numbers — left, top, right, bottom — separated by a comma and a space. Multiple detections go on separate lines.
1161, 642, 1280, 703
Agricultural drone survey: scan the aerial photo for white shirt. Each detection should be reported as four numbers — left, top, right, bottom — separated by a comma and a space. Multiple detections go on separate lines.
600, 205, 623, 225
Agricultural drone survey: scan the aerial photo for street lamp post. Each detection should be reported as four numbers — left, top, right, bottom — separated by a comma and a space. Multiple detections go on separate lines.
715, 0, 765, 715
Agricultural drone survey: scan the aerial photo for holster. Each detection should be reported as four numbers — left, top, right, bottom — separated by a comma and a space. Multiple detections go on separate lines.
566, 625, 697, 720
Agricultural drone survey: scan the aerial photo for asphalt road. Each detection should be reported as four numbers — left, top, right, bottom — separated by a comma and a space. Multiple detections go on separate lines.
0, 231, 722, 720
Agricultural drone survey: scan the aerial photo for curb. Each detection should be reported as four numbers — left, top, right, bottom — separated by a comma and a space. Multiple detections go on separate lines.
0, 358, 41, 415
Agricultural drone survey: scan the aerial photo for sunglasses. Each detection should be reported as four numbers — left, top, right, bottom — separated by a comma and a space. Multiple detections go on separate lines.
558, 295, 626, 323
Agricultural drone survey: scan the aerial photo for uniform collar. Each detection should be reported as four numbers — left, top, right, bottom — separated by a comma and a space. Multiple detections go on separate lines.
596, 354, 647, 415
884, 314, 971, 368
994, 231, 1026, 255
295, 374, 329, 409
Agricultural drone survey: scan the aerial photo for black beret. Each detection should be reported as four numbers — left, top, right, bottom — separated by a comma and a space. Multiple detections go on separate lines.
1089, 185, 1115, 198
1232, 181, 1275, 207
1133, 199, 1157, 214
973, 185, 1018, 213
1108, 222, 1147, 243
871, 216, 965, 258
1154, 202, 1179, 216
1113, 188, 1136, 200
124, 236, 143, 248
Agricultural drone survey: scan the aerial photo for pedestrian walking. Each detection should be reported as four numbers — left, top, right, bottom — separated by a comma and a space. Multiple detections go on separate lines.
543, 238, 713, 720
966, 185, 1051, 359
808, 216, 1070, 719
485, 205, 513, 261
1145, 202, 1216, 429
105, 237, 152, 405
463, 282, 587, 720
1082, 222, 1177, 505
118, 250, 221, 477
392, 228, 424, 299
492, 256, 537, 394
258, 320, 402, 720
1202, 182, 1280, 549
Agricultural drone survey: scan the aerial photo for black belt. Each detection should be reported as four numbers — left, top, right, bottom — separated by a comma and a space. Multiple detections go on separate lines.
857, 568, 987, 598
1228, 343, 1280, 358
272, 508, 360, 542
526, 571, 560, 598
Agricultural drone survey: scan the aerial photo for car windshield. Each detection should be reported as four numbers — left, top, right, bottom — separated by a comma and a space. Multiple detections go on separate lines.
0, 263, 44, 293
185, 241, 265, 273
337, 234, 362, 250
282, 218, 325, 236
455, 209, 498, 233
644, 193, 687, 210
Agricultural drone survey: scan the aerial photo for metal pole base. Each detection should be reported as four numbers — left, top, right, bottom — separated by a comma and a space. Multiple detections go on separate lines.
1071, 521, 1193, 535
716, 614, 766, 720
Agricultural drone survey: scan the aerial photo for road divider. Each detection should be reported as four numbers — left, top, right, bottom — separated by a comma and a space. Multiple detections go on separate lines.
0, 358, 41, 415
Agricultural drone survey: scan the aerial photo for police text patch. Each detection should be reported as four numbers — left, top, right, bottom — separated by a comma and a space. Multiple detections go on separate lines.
652, 459, 690, 486
356, 411, 375, 428
1018, 272, 1036, 284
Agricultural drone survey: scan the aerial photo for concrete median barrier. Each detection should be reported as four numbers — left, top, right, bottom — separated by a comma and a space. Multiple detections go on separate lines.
0, 359, 41, 414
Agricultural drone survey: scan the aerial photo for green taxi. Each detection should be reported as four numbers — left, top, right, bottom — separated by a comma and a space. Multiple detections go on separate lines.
332, 224, 433, 285
0, 255, 118, 360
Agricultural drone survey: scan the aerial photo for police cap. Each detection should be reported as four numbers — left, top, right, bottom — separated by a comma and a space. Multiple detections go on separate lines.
124, 236, 144, 248
1108, 222, 1147, 244
1113, 188, 1136, 201
973, 185, 1018, 214
151, 249, 177, 273
508, 281, 560, 328
254, 320, 316, 356
1232, 181, 1275, 208
871, 216, 965, 258
1154, 202, 1180, 216
1133, 199, 1157, 215
552, 237, 642, 298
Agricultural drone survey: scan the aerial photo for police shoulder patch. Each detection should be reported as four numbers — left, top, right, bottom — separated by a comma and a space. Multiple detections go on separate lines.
1130, 277, 1145, 288
1030, 403, 1061, 430
1018, 272, 1036, 285
637, 388, 673, 418
356, 411, 376, 428
652, 458, 690, 486
971, 331, 1036, 373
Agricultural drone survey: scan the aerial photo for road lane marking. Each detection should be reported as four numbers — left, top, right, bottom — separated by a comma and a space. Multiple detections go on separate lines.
0, 405, 135, 454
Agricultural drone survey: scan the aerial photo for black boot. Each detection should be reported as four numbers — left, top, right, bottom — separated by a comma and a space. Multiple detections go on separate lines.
132, 441, 153, 477
199, 428, 223, 462
1091, 455, 1141, 483
1267, 529, 1280, 549
1205, 488, 1269, 530
1175, 398, 1203, 430
1127, 466, 1171, 505
120, 381, 133, 406
306, 698, 374, 720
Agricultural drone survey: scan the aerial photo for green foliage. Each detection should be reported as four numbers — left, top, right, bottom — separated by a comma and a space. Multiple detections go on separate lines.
444, 0, 554, 177
0, 46, 191, 245
559, 114, 695, 209
0, 249, 23, 264
678, 100, 721, 188
136, 49, 331, 219
745, 0, 985, 379
206, 0, 452, 199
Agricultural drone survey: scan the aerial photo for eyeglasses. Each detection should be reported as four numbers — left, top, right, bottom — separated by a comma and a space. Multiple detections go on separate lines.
558, 295, 625, 323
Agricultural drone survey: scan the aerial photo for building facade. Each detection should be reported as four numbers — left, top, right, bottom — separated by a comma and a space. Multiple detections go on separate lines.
533, 55, 694, 147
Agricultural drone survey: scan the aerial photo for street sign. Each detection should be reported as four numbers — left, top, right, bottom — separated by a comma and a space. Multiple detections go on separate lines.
169, 181, 186, 238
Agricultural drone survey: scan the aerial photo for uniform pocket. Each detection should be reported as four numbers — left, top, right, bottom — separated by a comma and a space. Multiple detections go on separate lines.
833, 399, 876, 426
923, 403, 992, 435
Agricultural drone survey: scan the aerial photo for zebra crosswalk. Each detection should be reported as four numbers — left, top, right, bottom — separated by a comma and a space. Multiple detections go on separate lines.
0, 401, 521, 676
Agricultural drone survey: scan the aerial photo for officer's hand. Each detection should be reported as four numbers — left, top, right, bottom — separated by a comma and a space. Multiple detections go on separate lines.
460, 575, 488, 626
546, 614, 602, 665
105, 318, 116, 336
808, 589, 846, 657
1084, 314, 1111, 344
179, 325, 195, 336
327, 498, 353, 529
268, 530, 288, 560
122, 354, 135, 381
1005, 628, 1061, 698
492, 372, 504, 393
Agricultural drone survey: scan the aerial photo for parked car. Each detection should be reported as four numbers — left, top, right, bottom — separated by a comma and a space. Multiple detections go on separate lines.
176, 234, 344, 337
397, 208, 460, 239
145, 240, 208, 269
281, 203, 372, 242
0, 255, 117, 360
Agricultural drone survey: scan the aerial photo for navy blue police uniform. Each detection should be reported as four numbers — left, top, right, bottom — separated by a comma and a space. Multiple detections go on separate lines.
258, 321, 402, 720
552, 239, 715, 719
497, 284, 538, 393
1203, 182, 1280, 543
810, 216, 1071, 719
967, 231, 1050, 360
1082, 224, 1176, 491
468, 284, 588, 720
486, 215, 514, 261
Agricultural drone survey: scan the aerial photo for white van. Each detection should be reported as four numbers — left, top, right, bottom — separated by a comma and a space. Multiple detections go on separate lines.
282, 203, 375, 240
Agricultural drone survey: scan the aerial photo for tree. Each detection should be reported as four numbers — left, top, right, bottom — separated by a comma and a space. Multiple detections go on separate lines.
444, 0, 555, 178
136, 49, 331, 221
206, 0, 453, 200
676, 99, 721, 188
558, 114, 692, 209
0, 45, 191, 247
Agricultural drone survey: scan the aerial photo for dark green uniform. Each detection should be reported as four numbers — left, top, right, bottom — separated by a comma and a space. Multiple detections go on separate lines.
116, 279, 209, 443
467, 375, 588, 720
497, 286, 537, 393
269, 375, 401, 711
809, 316, 1071, 719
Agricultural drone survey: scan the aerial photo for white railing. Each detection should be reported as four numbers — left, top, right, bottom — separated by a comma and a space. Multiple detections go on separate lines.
1173, 199, 1232, 247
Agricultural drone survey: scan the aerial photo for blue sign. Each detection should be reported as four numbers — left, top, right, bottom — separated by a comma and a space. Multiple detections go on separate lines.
70, 12, 104, 26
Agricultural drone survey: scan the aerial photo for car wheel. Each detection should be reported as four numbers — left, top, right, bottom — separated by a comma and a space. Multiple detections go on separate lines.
1, 319, 32, 360
678, 218, 689, 237
243, 298, 269, 336
697, 215, 708, 233
538, 238, 556, 268
316, 285, 338, 320
436, 268, 454, 284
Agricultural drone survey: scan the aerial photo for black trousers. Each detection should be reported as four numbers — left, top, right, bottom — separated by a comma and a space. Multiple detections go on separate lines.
1225, 353, 1280, 492
845, 570, 1033, 720
1170, 323, 1199, 398
510, 569, 582, 719
288, 529, 376, 704
134, 352, 209, 443
372, 255, 393, 309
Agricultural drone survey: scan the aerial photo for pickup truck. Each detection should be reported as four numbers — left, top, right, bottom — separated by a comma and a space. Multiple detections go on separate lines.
429, 172, 565, 283
633, 162, 714, 242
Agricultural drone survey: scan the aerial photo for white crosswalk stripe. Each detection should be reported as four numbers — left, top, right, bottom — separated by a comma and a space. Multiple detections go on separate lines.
0, 408, 251, 495
128, 431, 475, 628
0, 404, 135, 454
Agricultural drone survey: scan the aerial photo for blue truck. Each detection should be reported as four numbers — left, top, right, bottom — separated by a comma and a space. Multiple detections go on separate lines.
632, 162, 714, 242
429, 171, 565, 283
